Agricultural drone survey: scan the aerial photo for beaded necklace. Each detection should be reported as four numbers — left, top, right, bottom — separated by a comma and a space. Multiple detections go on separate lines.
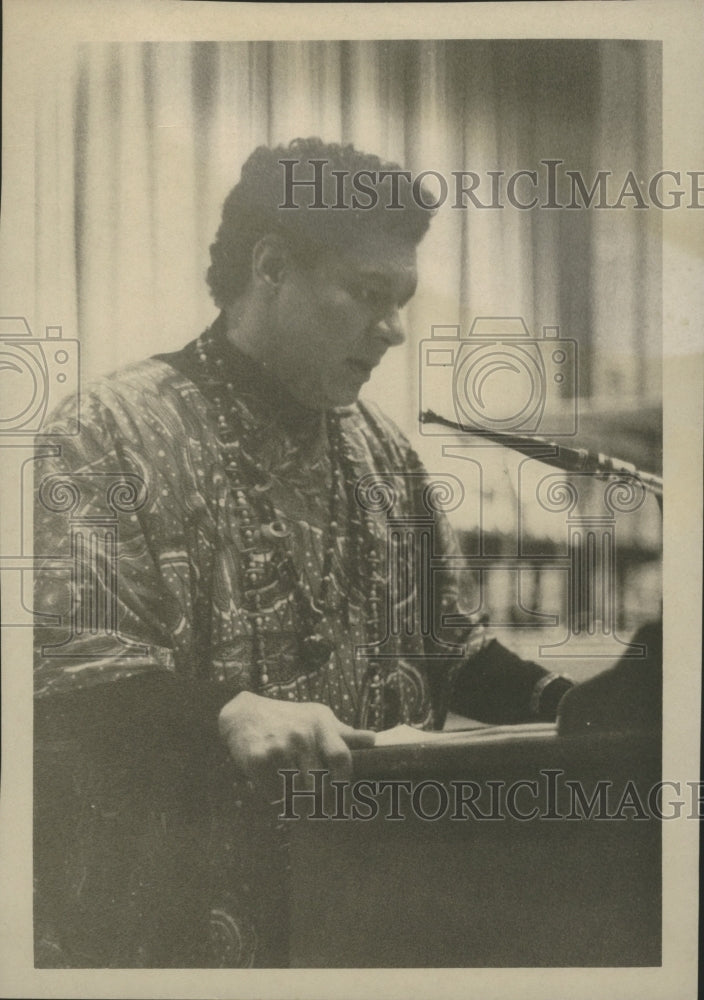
194, 324, 387, 707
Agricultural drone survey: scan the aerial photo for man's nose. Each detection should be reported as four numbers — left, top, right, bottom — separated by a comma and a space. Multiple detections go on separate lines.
375, 309, 406, 347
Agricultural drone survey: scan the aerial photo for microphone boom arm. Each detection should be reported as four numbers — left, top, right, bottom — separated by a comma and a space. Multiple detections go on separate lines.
420, 409, 662, 500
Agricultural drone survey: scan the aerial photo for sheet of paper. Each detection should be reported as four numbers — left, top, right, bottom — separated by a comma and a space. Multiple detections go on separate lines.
375, 724, 455, 746
373, 722, 558, 747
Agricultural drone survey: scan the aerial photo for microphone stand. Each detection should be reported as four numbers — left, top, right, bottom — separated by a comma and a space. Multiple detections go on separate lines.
420, 409, 663, 509
420, 410, 663, 733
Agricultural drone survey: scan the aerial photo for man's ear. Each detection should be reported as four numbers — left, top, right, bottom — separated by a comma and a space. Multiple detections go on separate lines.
251, 234, 292, 289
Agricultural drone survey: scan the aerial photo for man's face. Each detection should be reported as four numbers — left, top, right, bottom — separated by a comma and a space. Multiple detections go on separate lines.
265, 230, 418, 409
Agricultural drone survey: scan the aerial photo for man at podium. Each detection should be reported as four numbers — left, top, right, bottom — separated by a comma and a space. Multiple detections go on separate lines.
33, 139, 657, 968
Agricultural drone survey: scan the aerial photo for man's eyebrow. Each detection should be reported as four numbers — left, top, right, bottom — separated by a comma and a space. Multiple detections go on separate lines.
345, 262, 418, 306
353, 266, 393, 282
403, 274, 418, 299
354, 265, 417, 289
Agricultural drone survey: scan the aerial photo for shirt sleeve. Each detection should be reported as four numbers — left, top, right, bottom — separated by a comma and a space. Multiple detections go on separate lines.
401, 441, 573, 725
33, 381, 204, 698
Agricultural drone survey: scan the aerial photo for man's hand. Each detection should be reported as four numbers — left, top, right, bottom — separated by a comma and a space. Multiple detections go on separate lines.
218, 691, 376, 795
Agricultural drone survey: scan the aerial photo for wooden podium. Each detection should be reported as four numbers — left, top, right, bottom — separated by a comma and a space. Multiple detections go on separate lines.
288, 725, 661, 967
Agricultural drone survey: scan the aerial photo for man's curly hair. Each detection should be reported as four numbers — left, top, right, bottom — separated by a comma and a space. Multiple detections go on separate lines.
206, 138, 434, 308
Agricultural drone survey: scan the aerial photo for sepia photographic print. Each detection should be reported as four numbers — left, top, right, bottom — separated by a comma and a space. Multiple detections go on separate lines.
0, 2, 702, 998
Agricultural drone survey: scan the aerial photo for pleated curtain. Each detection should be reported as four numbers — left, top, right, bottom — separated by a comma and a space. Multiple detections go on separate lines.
32, 39, 661, 430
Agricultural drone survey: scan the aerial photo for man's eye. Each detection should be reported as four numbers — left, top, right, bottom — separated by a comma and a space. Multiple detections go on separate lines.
356, 287, 389, 309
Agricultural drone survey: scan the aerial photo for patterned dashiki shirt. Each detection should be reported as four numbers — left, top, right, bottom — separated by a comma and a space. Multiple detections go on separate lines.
34, 313, 478, 728
32, 313, 484, 968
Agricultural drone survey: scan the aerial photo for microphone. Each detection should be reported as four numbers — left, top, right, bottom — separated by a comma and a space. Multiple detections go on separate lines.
419, 409, 663, 500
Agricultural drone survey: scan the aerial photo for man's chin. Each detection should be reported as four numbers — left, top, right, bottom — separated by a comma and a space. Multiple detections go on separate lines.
285, 377, 362, 411
328, 385, 363, 409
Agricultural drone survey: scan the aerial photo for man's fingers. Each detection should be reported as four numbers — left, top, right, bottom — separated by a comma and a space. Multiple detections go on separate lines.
296, 746, 322, 781
338, 724, 377, 750
244, 743, 290, 794
315, 726, 353, 781
219, 694, 376, 804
